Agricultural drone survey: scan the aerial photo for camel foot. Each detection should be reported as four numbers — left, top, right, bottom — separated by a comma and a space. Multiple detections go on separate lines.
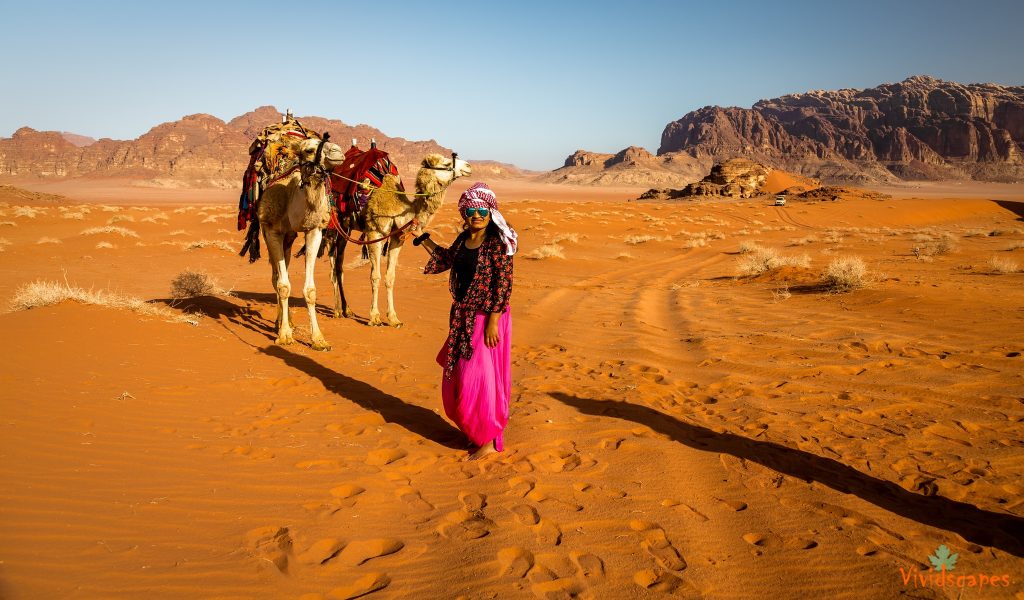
388, 318, 403, 329
275, 334, 295, 346
368, 314, 384, 327
344, 308, 355, 318
311, 339, 332, 352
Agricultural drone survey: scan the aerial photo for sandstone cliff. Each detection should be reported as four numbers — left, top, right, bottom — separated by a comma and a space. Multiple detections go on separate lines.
538, 146, 706, 186
660, 76, 1024, 183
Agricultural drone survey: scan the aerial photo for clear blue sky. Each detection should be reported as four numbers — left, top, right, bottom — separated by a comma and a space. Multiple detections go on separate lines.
2, 0, 1021, 170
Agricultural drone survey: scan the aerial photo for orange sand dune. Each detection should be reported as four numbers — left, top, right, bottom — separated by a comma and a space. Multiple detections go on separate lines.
1, 181, 1022, 599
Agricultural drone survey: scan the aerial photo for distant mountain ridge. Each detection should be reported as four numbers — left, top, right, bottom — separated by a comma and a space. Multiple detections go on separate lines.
553, 76, 1024, 185
0, 106, 527, 188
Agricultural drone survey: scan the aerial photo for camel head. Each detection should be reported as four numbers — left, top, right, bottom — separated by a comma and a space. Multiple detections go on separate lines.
421, 153, 472, 178
292, 136, 347, 169
292, 135, 347, 187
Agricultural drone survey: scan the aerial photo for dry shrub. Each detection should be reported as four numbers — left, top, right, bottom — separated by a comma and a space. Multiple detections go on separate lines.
169, 229, 188, 236
988, 256, 1020, 274
625, 235, 657, 245
183, 240, 234, 252
81, 226, 140, 238
737, 246, 811, 276
823, 256, 868, 292
95, 242, 115, 249
62, 211, 86, 220
789, 235, 819, 246
13, 207, 40, 218
525, 243, 565, 260
772, 285, 792, 302
0, 238, 10, 251
0, 221, 15, 227
551, 233, 580, 244
108, 214, 135, 224
10, 280, 199, 325
36, 237, 61, 244
738, 241, 763, 254
1005, 241, 1024, 251
170, 270, 217, 299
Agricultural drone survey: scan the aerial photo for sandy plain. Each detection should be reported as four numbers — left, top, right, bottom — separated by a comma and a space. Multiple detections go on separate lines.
0, 177, 1022, 599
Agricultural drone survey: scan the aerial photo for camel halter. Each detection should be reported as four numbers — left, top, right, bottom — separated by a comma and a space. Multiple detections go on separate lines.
299, 132, 333, 188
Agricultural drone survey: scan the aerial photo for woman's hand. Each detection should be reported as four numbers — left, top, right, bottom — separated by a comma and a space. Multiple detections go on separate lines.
484, 313, 501, 348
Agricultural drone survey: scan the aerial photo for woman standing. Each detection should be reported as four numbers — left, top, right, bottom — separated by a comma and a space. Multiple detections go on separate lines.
411, 183, 517, 459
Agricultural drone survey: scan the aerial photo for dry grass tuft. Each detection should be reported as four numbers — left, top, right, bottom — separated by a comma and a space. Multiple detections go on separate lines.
788, 235, 819, 246
62, 211, 86, 220
107, 214, 135, 224
524, 243, 565, 260
10, 280, 200, 325
822, 256, 868, 292
0, 238, 10, 252
170, 270, 218, 299
737, 246, 811, 276
183, 240, 234, 252
988, 256, 1020, 274
81, 226, 140, 238
551, 233, 580, 244
36, 237, 62, 245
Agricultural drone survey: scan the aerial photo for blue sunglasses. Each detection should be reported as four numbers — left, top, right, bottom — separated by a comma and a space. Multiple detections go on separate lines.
464, 207, 490, 218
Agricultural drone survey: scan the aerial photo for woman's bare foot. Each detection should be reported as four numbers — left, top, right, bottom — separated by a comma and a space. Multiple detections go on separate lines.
466, 440, 498, 461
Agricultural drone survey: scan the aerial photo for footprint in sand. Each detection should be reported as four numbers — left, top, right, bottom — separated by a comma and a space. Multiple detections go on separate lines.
573, 481, 626, 499
296, 538, 346, 566
497, 546, 535, 578
630, 520, 686, 572
326, 572, 391, 599
395, 487, 434, 513
244, 526, 293, 574
509, 504, 541, 526
508, 476, 537, 498
438, 492, 494, 541
335, 538, 404, 566
366, 447, 408, 467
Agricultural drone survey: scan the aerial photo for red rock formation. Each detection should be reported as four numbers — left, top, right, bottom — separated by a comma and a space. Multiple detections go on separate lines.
659, 76, 1024, 182
0, 107, 462, 187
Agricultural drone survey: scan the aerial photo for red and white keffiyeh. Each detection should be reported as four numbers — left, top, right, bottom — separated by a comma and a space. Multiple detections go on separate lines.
458, 182, 518, 255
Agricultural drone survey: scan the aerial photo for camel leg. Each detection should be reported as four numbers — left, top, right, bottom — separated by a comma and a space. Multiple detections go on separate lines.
384, 238, 404, 328
303, 228, 330, 351
366, 239, 385, 326
330, 235, 354, 319
264, 229, 294, 345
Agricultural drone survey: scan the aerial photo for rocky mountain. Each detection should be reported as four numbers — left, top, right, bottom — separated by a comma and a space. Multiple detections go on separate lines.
538, 146, 706, 186
660, 76, 1024, 183
0, 107, 525, 188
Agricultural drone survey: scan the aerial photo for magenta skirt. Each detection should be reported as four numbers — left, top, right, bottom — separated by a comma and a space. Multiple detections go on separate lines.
437, 308, 512, 451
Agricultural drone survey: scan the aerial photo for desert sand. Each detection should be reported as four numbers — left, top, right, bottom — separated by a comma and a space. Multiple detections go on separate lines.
0, 178, 1022, 599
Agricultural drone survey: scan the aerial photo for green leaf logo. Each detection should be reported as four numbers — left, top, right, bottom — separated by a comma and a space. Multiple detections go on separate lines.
928, 545, 959, 571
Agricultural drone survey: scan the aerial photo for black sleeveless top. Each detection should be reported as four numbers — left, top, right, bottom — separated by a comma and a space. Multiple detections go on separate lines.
453, 244, 480, 302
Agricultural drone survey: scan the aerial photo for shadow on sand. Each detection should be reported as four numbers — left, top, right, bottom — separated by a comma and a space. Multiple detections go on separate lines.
262, 344, 464, 450
994, 200, 1024, 221
548, 391, 1024, 557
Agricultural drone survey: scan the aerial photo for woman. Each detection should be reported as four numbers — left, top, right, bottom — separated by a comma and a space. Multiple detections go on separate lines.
411, 182, 517, 459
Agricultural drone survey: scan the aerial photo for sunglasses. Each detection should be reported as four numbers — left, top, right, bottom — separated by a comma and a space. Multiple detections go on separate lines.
463, 207, 490, 218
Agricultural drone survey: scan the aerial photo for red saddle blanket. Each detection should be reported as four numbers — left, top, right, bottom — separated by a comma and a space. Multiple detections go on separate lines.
329, 146, 404, 216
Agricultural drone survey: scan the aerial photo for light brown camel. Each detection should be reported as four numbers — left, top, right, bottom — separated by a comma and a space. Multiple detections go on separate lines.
330, 153, 472, 326
257, 136, 348, 349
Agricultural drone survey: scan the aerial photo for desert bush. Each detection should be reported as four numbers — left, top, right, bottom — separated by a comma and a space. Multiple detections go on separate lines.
1005, 242, 1024, 251
772, 285, 792, 302
13, 207, 39, 218
822, 256, 868, 292
36, 237, 61, 244
10, 280, 199, 325
625, 235, 657, 245
524, 243, 565, 260
0, 221, 14, 227
988, 256, 1020, 274
107, 215, 135, 224
737, 246, 811, 276
95, 242, 115, 249
738, 241, 764, 254
551, 233, 580, 244
62, 211, 86, 220
0, 238, 10, 251
788, 236, 818, 246
183, 240, 234, 252
170, 270, 217, 299
81, 226, 139, 238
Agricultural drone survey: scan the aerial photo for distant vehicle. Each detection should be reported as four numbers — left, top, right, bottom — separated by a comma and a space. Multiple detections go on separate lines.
774, 195, 787, 206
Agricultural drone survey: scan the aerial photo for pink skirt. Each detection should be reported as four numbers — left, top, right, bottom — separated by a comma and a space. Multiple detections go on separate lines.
437, 308, 512, 451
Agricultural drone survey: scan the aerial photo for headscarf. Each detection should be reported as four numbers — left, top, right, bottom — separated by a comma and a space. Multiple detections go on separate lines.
458, 182, 517, 256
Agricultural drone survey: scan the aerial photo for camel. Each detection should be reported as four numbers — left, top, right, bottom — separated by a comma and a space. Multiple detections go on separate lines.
329, 153, 472, 326
257, 135, 348, 349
